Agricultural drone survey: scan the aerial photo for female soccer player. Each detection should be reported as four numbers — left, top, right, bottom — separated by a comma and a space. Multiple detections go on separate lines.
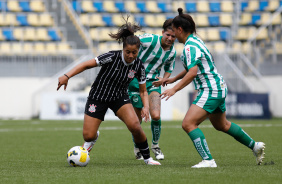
128, 19, 177, 160
57, 18, 160, 165
160, 8, 265, 168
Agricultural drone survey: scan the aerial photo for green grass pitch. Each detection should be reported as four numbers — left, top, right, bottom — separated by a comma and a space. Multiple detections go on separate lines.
0, 119, 282, 184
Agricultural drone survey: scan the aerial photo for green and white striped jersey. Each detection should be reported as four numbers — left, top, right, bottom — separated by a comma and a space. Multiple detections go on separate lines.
137, 33, 176, 80
181, 34, 227, 98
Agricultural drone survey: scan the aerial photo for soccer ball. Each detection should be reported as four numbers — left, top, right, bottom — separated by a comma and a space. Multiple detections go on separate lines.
67, 146, 90, 167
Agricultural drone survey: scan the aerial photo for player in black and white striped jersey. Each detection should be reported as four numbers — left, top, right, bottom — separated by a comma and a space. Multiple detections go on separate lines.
57, 17, 160, 165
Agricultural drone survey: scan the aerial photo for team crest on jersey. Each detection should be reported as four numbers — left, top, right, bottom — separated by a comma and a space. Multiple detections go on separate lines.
128, 70, 136, 78
88, 104, 97, 113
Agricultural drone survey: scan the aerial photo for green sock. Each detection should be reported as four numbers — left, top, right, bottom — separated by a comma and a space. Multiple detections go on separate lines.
188, 128, 213, 160
151, 119, 161, 145
226, 122, 255, 149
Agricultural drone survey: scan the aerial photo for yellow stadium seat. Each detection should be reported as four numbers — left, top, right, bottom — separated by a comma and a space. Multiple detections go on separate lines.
248, 26, 257, 39
197, 29, 207, 41
144, 15, 156, 27
242, 42, 251, 53
156, 14, 166, 27
0, 42, 12, 55
207, 29, 220, 41
7, 1, 21, 12
58, 42, 71, 53
37, 28, 50, 41
34, 42, 46, 53
39, 14, 54, 27
146, 1, 161, 13
90, 14, 105, 27
221, 1, 234, 12
90, 28, 99, 40
0, 14, 5, 26
98, 42, 108, 53
154, 28, 163, 35
100, 28, 112, 41
125, 1, 140, 13
174, 43, 183, 56
220, 13, 232, 26
266, 0, 279, 11
272, 14, 282, 25
103, 1, 118, 13
46, 43, 57, 55
5, 14, 19, 26
30, 0, 45, 12
255, 27, 268, 40
11, 43, 23, 54
245, 0, 259, 12
112, 14, 135, 26
197, 1, 209, 12
172, 1, 185, 12
213, 41, 226, 53
80, 14, 90, 26
0, 29, 4, 41
24, 27, 36, 41
231, 42, 242, 53
13, 28, 24, 40
195, 14, 209, 27
82, 1, 96, 12
235, 27, 248, 40
239, 13, 252, 25
110, 42, 121, 50
257, 13, 270, 25
205, 42, 213, 51
23, 43, 34, 54
27, 14, 40, 26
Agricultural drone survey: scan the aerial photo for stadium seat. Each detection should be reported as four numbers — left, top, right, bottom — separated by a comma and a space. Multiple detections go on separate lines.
219, 29, 230, 41
256, 27, 268, 40
90, 28, 98, 40
34, 42, 45, 53
46, 42, 57, 55
244, 0, 259, 12
94, 1, 104, 12
251, 14, 261, 25
48, 29, 61, 41
136, 1, 147, 12
11, 42, 23, 54
157, 2, 168, 12
81, 1, 96, 12
23, 42, 34, 53
259, 0, 269, 11
240, 13, 252, 25
0, 1, 8, 11
24, 27, 36, 41
0, 14, 5, 26
213, 41, 226, 53
231, 42, 242, 53
241, 2, 248, 11
272, 13, 282, 25
185, 2, 197, 13
124, 1, 140, 13
58, 42, 71, 53
99, 28, 112, 41
221, 1, 234, 12
235, 27, 249, 40
6, 14, 19, 26
19, 1, 31, 12
207, 29, 220, 41
72, 1, 82, 12
39, 13, 53, 26
242, 42, 251, 53
30, 0, 45, 12
146, 1, 161, 13
174, 43, 183, 56
208, 15, 220, 26
135, 15, 146, 27
7, 1, 21, 12
103, 1, 118, 13
80, 14, 89, 26
102, 15, 113, 26
0, 29, 5, 41
172, 1, 185, 12
156, 14, 166, 27
195, 14, 209, 27
197, 29, 207, 41
0, 42, 11, 55
13, 27, 24, 40
27, 13, 40, 26
2, 29, 15, 41
90, 14, 106, 27
197, 1, 210, 12
37, 28, 50, 41
209, 2, 221, 12
17, 14, 29, 26
220, 13, 232, 26
144, 15, 156, 27
112, 14, 134, 26
266, 0, 279, 11
115, 2, 126, 12
205, 42, 213, 51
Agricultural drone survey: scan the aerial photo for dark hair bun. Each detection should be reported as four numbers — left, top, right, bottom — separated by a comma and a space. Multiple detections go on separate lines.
178, 8, 183, 15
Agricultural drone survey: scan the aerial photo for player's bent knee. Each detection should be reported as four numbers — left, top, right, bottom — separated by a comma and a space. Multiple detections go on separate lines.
83, 131, 96, 142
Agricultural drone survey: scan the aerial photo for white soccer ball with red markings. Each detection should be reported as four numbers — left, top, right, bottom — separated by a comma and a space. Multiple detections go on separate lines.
67, 146, 90, 167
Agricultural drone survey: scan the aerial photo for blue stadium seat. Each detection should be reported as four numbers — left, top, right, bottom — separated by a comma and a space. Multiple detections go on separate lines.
0, 1, 8, 11
102, 15, 113, 26
136, 2, 147, 12
17, 14, 29, 26
3, 29, 15, 41
185, 2, 197, 13
251, 14, 261, 25
209, 2, 221, 12
219, 29, 229, 41
48, 29, 61, 41
135, 15, 146, 27
241, 2, 248, 11
259, 0, 268, 11
72, 1, 82, 12
208, 15, 220, 26
157, 2, 168, 12
19, 1, 31, 12
115, 1, 126, 12
94, 1, 104, 12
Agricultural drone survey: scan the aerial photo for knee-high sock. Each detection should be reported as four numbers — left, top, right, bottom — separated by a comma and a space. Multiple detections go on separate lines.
135, 139, 150, 159
151, 119, 161, 145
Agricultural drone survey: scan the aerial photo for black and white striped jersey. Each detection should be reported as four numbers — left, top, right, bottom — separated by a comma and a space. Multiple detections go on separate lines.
88, 50, 146, 102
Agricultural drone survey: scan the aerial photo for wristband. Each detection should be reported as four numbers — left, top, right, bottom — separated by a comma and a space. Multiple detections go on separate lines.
64, 74, 70, 79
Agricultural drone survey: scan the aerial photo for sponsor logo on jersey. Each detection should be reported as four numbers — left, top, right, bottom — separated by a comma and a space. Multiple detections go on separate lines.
128, 70, 136, 78
88, 104, 97, 113
186, 47, 191, 65
100, 57, 112, 65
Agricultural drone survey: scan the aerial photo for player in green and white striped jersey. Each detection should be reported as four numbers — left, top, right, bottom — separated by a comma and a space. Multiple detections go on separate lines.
128, 19, 177, 160
161, 8, 265, 168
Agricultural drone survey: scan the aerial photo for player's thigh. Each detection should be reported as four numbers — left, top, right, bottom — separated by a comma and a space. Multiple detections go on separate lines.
83, 114, 102, 140
149, 91, 161, 120
134, 107, 143, 123
116, 103, 141, 131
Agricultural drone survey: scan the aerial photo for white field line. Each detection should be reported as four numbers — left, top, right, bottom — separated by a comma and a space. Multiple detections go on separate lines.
0, 123, 282, 132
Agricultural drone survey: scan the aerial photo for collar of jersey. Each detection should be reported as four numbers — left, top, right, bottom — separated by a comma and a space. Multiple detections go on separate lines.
185, 34, 194, 45
121, 50, 135, 66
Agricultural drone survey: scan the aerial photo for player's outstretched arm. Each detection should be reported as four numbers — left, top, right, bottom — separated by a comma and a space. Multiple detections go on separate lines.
139, 83, 150, 122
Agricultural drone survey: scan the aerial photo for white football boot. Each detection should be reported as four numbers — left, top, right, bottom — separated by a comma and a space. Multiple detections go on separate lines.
134, 147, 144, 160
151, 144, 164, 160
144, 157, 161, 165
253, 142, 265, 165
82, 131, 100, 152
191, 159, 217, 168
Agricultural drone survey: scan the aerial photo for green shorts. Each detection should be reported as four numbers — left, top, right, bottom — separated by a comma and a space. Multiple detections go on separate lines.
128, 78, 161, 108
193, 90, 226, 114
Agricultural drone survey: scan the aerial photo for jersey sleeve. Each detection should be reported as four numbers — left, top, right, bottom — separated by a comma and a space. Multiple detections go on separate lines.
164, 50, 176, 73
95, 51, 115, 66
136, 61, 146, 84
183, 45, 202, 70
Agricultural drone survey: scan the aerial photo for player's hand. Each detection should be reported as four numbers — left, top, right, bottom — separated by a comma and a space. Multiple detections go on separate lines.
163, 78, 175, 86
152, 77, 163, 87
160, 88, 176, 101
57, 75, 69, 91
141, 106, 150, 123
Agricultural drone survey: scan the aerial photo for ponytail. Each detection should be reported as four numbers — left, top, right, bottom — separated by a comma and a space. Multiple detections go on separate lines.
172, 8, 196, 34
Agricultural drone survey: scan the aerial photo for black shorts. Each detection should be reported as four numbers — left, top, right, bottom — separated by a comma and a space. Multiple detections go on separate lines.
84, 95, 131, 121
